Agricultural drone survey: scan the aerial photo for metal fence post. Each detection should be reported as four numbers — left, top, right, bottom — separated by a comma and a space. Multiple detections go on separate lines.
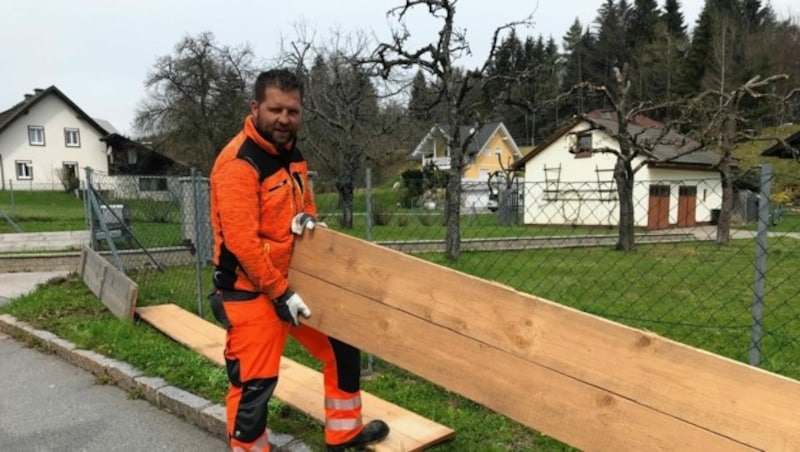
749, 163, 773, 367
363, 167, 374, 375
191, 168, 204, 316
84, 167, 95, 249
365, 167, 373, 242
9, 179, 15, 216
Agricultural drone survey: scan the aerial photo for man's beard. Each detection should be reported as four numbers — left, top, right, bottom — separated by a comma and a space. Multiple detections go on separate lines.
255, 119, 295, 146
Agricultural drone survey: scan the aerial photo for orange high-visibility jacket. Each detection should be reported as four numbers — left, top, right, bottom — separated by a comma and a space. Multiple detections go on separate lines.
210, 116, 316, 299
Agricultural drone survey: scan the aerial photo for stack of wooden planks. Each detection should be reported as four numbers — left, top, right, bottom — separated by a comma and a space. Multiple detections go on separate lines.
285, 228, 800, 451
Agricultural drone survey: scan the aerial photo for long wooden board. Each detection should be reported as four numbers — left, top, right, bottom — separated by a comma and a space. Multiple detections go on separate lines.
288, 227, 800, 451
135, 304, 454, 451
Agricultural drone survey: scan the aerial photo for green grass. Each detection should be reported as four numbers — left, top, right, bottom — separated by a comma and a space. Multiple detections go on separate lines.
733, 124, 800, 181
0, 190, 86, 232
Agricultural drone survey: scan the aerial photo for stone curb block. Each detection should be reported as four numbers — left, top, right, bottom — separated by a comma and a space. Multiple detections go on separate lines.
134, 376, 169, 402
67, 349, 116, 377
27, 328, 60, 345
48, 337, 78, 362
158, 385, 213, 429
0, 314, 26, 335
200, 404, 228, 439
106, 360, 144, 393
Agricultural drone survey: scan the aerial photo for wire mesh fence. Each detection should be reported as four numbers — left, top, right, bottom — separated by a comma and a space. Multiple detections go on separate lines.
76, 164, 800, 379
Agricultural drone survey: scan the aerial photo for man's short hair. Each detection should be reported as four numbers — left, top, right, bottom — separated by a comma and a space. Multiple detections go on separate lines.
253, 69, 304, 102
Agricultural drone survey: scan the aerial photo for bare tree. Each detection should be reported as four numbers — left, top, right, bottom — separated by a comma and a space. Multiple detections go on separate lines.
135, 32, 255, 174
279, 26, 407, 229
687, 74, 791, 244
367, 0, 532, 260
547, 65, 706, 251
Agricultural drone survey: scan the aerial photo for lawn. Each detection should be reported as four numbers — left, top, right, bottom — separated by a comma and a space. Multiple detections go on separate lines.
0, 190, 86, 232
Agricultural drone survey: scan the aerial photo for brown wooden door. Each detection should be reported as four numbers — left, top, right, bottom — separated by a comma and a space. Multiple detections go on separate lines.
647, 185, 670, 230
677, 186, 697, 227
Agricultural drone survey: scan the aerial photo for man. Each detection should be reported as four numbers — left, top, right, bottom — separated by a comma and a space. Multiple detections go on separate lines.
209, 69, 389, 451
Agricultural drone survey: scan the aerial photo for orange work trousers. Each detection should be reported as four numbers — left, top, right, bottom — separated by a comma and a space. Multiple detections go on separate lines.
212, 290, 364, 451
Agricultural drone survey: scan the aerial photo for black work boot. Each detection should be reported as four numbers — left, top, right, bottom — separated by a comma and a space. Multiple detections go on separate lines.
326, 420, 390, 451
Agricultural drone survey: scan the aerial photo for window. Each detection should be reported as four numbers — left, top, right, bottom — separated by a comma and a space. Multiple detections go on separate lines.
28, 126, 45, 146
574, 133, 593, 158
15, 161, 33, 180
139, 177, 168, 192
64, 128, 81, 147
577, 133, 592, 151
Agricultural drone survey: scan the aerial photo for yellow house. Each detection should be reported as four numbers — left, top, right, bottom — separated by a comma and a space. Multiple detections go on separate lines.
409, 122, 522, 210
409, 122, 522, 180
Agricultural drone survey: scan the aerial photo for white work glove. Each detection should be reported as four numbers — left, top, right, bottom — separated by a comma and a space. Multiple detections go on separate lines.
291, 213, 326, 235
273, 290, 311, 326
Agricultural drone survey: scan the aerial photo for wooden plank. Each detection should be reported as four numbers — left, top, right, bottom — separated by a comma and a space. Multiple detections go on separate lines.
289, 228, 800, 451
135, 304, 454, 452
289, 272, 753, 452
80, 246, 138, 321
80, 245, 106, 297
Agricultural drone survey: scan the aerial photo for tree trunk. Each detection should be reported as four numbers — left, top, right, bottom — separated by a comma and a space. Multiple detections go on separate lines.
336, 181, 354, 229
615, 158, 636, 251
716, 115, 736, 245
445, 156, 462, 261
716, 156, 733, 245
497, 188, 516, 226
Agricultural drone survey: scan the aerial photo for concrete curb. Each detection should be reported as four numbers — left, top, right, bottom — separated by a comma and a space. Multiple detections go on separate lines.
0, 313, 311, 451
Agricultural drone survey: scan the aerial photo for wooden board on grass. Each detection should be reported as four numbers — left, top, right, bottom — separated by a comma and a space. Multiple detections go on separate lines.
79, 246, 138, 321
135, 303, 454, 452
287, 227, 800, 451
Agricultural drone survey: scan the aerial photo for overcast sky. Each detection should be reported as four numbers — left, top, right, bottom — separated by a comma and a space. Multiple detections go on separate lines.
1, 0, 797, 137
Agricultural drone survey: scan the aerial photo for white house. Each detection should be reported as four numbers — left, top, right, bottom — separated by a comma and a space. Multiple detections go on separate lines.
0, 86, 111, 191
512, 112, 723, 230
409, 122, 523, 210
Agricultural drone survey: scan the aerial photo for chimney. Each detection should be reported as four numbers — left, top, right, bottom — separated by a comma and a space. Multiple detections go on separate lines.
24, 88, 45, 101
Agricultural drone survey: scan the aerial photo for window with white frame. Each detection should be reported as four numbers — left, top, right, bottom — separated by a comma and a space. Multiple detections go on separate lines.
64, 128, 81, 147
15, 161, 33, 180
28, 126, 45, 146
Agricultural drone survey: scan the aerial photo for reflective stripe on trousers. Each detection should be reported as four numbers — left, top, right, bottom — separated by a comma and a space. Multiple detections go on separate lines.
231, 431, 270, 451
325, 395, 362, 410
325, 394, 363, 437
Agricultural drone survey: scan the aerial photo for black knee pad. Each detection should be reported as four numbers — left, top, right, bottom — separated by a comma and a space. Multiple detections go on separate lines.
231, 376, 278, 442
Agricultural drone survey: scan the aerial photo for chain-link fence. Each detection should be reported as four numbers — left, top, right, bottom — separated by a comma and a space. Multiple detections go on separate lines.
82, 164, 800, 379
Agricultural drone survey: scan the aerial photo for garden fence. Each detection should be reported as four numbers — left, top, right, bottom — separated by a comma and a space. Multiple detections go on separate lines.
81, 164, 800, 379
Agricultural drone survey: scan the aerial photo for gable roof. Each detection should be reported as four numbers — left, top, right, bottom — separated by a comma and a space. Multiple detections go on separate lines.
512, 112, 721, 170
761, 130, 800, 159
410, 122, 522, 160
0, 85, 110, 137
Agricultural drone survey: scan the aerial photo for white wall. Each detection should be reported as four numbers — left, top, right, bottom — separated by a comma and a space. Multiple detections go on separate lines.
522, 122, 722, 227
0, 94, 109, 190
644, 167, 722, 224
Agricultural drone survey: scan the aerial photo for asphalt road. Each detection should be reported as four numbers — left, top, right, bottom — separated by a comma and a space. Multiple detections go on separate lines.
0, 330, 228, 452
0, 271, 311, 452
